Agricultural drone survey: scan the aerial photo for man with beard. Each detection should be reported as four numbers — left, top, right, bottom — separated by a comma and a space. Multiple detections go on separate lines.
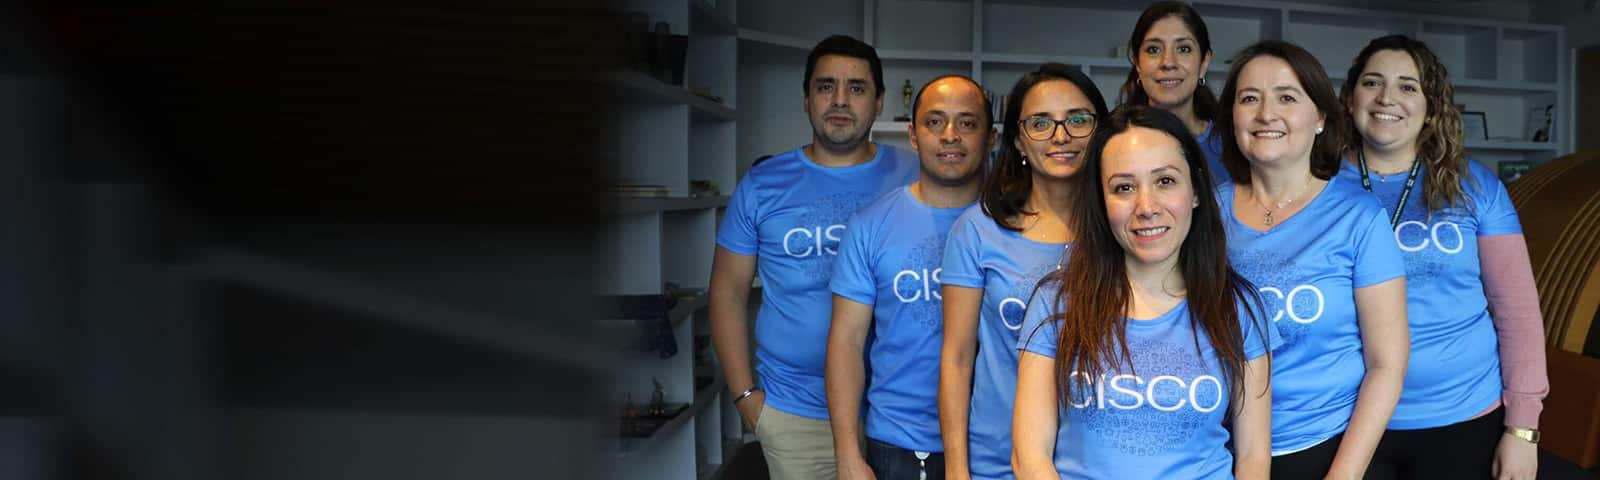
824, 75, 994, 480
709, 35, 918, 480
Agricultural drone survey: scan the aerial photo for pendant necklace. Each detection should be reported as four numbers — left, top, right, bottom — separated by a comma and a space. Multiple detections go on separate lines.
1252, 177, 1312, 226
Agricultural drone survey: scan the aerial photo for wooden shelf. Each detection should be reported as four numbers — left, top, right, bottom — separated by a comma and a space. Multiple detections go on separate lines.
879, 48, 973, 62
737, 28, 812, 51
183, 246, 611, 371
610, 196, 730, 214
870, 121, 910, 135
1465, 140, 1561, 152
611, 70, 736, 120
621, 375, 725, 458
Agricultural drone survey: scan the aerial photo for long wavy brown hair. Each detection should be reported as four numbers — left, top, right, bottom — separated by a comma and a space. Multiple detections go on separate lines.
1340, 35, 1473, 214
1027, 104, 1270, 416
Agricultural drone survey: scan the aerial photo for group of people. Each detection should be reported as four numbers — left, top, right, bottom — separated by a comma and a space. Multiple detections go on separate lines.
706, 2, 1548, 479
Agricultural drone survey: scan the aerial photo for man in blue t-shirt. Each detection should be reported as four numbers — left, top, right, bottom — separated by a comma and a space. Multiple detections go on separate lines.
709, 35, 918, 480
825, 75, 994, 480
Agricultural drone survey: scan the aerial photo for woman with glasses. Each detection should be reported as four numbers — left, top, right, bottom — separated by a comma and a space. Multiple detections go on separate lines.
1214, 41, 1409, 478
1012, 104, 1279, 479
939, 63, 1108, 480
1122, 1, 1227, 186
1335, 35, 1547, 480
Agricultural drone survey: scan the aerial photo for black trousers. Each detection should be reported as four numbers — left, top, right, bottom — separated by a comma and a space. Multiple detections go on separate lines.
865, 437, 945, 480
1273, 432, 1344, 479
1366, 407, 1505, 479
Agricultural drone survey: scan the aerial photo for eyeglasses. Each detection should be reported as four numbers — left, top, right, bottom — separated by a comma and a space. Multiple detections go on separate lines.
1019, 113, 1096, 141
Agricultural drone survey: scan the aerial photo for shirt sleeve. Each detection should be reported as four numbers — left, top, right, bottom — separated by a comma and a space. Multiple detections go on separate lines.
1237, 290, 1283, 360
828, 211, 878, 306
940, 214, 986, 288
1473, 164, 1524, 237
715, 172, 762, 255
1479, 233, 1549, 428
1018, 285, 1061, 358
1352, 205, 1408, 288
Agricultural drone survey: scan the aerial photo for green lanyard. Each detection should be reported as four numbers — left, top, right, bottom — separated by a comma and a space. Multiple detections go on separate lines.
1356, 149, 1421, 230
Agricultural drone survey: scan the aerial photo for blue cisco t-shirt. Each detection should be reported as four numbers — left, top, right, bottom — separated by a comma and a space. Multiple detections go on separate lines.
1218, 176, 1407, 453
1337, 159, 1523, 429
940, 205, 1070, 479
716, 144, 918, 419
831, 185, 971, 452
1199, 121, 1230, 187
1019, 293, 1281, 479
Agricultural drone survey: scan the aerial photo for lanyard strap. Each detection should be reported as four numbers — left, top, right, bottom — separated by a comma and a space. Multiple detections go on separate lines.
1356, 149, 1422, 229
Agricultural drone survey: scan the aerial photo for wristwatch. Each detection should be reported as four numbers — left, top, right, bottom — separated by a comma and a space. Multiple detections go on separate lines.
1505, 426, 1541, 444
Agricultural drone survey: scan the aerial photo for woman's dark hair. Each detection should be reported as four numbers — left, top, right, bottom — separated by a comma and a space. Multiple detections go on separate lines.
1032, 103, 1269, 416
1216, 41, 1351, 184
1341, 34, 1472, 214
1120, 1, 1218, 124
981, 63, 1109, 231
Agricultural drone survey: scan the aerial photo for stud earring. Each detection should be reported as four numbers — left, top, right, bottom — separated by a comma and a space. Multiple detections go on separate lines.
1021, 154, 1028, 166
1316, 127, 1324, 134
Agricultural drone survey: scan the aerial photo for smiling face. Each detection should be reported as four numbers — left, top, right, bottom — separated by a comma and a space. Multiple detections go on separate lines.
803, 54, 883, 150
1348, 49, 1427, 157
908, 78, 993, 187
1013, 79, 1098, 181
1135, 16, 1211, 112
1102, 126, 1198, 270
1231, 55, 1325, 169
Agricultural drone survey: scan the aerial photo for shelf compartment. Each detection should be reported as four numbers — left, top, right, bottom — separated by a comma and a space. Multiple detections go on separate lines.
738, 0, 861, 44
982, 2, 1141, 59
690, 0, 737, 35
188, 246, 611, 371
620, 371, 725, 458
874, 0, 972, 52
1502, 28, 1559, 84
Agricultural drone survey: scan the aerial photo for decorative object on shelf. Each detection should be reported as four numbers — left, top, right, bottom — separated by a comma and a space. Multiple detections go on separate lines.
1526, 104, 1554, 142
895, 79, 913, 122
689, 180, 721, 197
688, 86, 724, 104
1498, 160, 1532, 183
649, 22, 689, 86
608, 184, 668, 197
648, 378, 667, 416
1461, 111, 1488, 141
1115, 44, 1130, 60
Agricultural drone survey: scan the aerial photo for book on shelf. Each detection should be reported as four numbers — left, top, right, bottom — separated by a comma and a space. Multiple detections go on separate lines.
608, 184, 669, 198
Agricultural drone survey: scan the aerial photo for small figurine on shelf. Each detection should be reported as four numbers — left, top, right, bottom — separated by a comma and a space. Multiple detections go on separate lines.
648, 378, 667, 417
894, 79, 913, 122
1533, 105, 1553, 143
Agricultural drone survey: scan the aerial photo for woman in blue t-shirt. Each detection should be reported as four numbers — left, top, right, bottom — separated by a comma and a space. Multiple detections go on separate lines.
1212, 41, 1410, 478
1337, 35, 1548, 480
1120, 1, 1228, 187
938, 63, 1109, 480
1012, 104, 1279, 479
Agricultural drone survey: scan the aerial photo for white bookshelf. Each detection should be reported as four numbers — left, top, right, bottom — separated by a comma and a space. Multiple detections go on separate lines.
611, 0, 743, 478
738, 0, 1569, 173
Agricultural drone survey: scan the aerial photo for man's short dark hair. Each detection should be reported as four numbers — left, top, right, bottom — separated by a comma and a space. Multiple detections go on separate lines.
912, 75, 992, 127
802, 35, 885, 99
